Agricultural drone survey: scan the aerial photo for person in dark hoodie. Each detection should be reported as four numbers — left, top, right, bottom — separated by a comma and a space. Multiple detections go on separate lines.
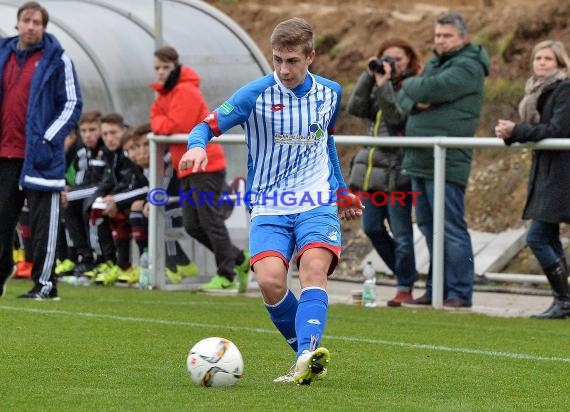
85, 112, 138, 286
58, 110, 107, 279
0, 1, 82, 300
114, 123, 199, 286
150, 46, 250, 293
396, 12, 490, 309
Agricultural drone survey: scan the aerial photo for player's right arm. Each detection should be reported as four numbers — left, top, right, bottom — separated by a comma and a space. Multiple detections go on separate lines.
182, 75, 273, 173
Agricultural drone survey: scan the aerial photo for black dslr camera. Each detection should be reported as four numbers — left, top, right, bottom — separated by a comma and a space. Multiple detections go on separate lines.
368, 56, 397, 75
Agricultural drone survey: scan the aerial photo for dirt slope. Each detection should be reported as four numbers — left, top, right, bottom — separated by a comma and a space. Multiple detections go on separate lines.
208, 0, 570, 275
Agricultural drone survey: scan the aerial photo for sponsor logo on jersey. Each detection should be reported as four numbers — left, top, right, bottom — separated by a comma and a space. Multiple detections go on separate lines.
274, 133, 320, 145
219, 101, 234, 115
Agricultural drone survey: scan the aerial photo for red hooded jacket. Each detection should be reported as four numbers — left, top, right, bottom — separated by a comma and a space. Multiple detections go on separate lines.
150, 66, 226, 178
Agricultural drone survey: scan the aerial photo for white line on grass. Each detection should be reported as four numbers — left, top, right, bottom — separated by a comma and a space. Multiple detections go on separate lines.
93, 298, 251, 307
2, 305, 569, 364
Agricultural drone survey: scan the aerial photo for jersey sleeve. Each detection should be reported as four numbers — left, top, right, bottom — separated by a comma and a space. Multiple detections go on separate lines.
327, 84, 342, 135
327, 135, 347, 189
326, 83, 347, 189
188, 75, 273, 149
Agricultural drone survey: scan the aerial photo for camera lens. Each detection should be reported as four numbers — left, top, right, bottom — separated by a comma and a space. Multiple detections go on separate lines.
368, 58, 389, 75
368, 59, 381, 73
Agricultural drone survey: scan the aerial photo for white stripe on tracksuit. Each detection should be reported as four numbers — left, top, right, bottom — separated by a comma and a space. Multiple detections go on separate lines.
113, 187, 149, 204
66, 186, 98, 201
44, 54, 79, 142
39, 193, 60, 296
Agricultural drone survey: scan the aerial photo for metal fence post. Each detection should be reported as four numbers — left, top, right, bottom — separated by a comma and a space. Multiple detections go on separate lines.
432, 140, 446, 308
148, 138, 166, 289
154, 0, 164, 48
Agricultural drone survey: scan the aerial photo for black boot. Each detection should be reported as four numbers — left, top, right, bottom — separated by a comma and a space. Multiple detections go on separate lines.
532, 258, 570, 319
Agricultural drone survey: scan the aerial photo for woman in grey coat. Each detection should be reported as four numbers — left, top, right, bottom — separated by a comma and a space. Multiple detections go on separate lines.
495, 40, 570, 319
347, 38, 422, 306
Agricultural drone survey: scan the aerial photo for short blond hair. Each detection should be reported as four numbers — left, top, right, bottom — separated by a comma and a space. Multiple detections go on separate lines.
270, 17, 314, 56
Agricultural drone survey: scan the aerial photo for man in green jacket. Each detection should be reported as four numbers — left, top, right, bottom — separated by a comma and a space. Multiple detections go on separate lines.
397, 12, 490, 308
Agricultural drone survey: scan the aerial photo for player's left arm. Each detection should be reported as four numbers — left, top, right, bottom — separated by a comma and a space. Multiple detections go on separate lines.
326, 89, 363, 220
328, 136, 363, 220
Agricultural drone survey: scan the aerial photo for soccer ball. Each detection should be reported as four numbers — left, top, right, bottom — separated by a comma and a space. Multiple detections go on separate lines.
186, 337, 244, 387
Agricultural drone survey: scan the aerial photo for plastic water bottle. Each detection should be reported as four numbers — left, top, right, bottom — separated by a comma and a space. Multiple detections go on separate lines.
139, 248, 152, 290
362, 261, 377, 307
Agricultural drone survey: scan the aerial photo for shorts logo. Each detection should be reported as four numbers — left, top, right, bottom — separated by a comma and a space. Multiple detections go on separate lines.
219, 101, 234, 115
327, 231, 338, 241
307, 319, 321, 325
271, 104, 285, 112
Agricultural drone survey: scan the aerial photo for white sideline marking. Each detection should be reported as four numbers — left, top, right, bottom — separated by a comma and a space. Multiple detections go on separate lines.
97, 298, 250, 307
2, 305, 569, 364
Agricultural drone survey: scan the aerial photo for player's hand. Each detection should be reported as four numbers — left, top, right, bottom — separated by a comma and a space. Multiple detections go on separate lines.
131, 199, 145, 212
60, 190, 68, 208
179, 147, 208, 173
102, 196, 117, 217
337, 192, 364, 220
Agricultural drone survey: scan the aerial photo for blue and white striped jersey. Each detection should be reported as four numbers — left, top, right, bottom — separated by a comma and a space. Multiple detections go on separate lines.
189, 72, 346, 217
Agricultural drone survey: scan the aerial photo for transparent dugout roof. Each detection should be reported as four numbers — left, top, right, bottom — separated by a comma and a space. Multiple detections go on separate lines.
0, 0, 270, 126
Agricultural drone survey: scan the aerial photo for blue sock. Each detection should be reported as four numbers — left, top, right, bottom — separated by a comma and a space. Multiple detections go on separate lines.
295, 287, 328, 358
265, 289, 298, 352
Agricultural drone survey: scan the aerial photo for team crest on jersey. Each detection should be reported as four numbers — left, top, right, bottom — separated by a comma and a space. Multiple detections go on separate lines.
309, 121, 324, 140
271, 104, 285, 112
219, 101, 234, 115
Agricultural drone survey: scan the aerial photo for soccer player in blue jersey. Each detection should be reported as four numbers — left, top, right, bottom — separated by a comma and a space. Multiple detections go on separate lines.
179, 17, 362, 385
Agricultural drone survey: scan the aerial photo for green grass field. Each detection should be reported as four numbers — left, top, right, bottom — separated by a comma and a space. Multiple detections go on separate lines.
1, 279, 569, 411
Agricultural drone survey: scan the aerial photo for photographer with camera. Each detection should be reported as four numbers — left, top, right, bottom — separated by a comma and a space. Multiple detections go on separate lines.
347, 37, 422, 307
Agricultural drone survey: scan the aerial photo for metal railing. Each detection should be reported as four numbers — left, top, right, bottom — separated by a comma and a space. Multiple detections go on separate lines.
149, 133, 570, 308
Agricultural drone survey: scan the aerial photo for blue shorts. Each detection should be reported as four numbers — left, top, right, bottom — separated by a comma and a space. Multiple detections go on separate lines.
249, 205, 341, 275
